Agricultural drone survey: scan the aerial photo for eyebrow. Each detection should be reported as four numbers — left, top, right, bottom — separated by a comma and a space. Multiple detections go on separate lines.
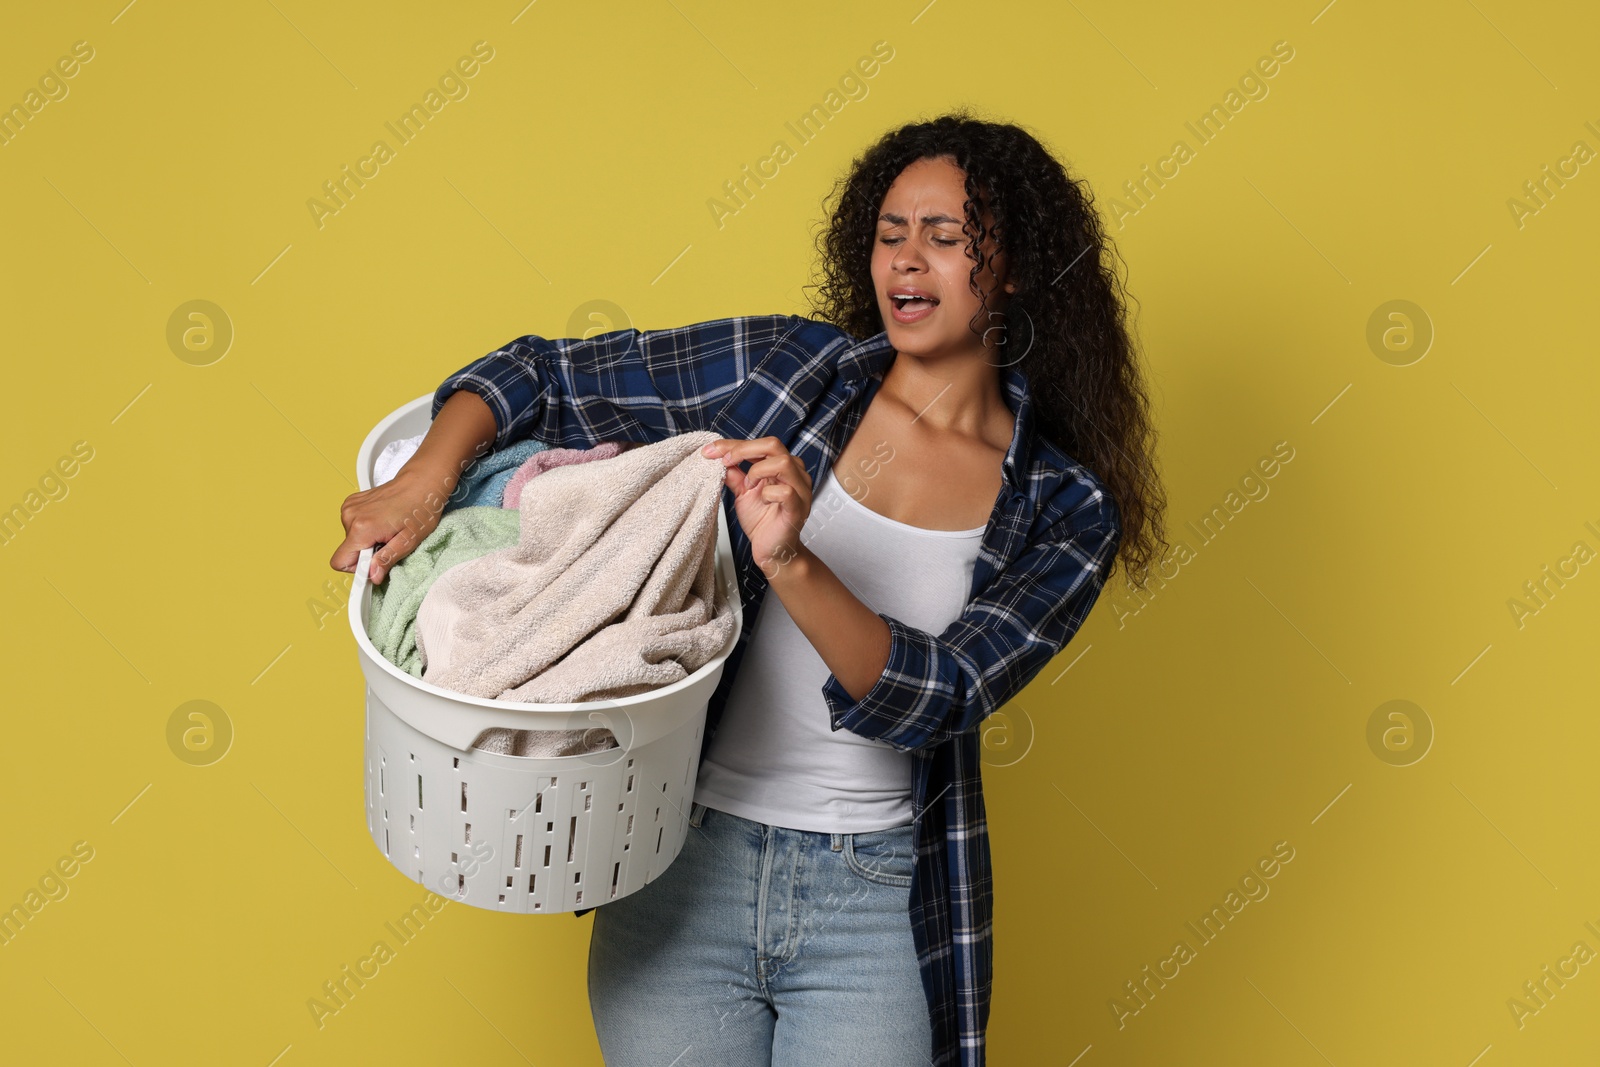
878, 211, 964, 227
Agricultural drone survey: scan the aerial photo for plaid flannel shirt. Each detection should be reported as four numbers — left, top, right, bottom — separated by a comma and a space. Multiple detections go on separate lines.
430, 314, 1122, 1067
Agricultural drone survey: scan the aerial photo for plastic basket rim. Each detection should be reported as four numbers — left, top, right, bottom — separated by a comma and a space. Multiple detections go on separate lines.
347, 391, 743, 717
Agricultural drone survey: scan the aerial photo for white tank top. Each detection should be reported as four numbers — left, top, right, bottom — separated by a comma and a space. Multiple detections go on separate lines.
693, 464, 987, 833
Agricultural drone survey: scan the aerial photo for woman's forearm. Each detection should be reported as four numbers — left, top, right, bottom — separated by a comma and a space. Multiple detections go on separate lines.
767, 545, 892, 703
394, 388, 500, 497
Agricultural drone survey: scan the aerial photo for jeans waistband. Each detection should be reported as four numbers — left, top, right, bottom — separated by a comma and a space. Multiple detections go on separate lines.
689, 800, 913, 854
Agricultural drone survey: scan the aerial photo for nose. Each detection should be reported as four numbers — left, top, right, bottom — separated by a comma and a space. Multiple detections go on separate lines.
891, 244, 926, 273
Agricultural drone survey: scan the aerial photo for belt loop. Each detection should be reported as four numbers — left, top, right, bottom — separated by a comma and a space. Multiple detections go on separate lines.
830, 832, 843, 852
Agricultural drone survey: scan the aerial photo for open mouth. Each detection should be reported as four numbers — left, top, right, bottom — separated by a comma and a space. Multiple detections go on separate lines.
890, 293, 939, 311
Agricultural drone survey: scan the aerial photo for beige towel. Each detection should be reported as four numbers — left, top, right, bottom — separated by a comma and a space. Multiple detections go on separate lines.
418, 577, 623, 757
416, 430, 735, 754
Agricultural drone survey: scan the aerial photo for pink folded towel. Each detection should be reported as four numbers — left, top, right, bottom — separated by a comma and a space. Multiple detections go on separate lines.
501, 440, 625, 509
415, 430, 734, 753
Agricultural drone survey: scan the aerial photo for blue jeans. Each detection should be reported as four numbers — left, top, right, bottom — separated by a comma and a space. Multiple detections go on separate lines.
587, 800, 933, 1066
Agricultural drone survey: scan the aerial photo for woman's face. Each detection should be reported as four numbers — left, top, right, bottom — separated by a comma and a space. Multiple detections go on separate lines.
871, 154, 1011, 358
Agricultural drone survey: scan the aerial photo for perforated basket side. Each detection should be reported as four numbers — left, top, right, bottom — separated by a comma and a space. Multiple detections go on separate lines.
364, 683, 709, 914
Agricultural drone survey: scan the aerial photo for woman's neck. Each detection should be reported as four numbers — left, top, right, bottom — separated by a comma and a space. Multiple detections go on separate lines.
877, 347, 1012, 444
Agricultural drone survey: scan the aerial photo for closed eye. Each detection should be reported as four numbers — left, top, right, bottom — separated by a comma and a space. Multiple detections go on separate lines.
879, 236, 961, 247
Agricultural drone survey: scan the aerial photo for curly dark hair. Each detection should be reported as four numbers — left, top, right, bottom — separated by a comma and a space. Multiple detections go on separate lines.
804, 108, 1167, 589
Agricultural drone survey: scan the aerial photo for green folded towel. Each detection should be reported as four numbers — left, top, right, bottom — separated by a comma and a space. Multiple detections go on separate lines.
368, 506, 521, 677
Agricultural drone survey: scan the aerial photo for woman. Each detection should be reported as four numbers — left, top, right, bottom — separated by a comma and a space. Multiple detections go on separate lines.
331, 110, 1165, 1067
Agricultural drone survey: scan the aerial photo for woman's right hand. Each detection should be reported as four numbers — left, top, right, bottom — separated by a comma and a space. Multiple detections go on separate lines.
332, 388, 501, 584
330, 469, 453, 584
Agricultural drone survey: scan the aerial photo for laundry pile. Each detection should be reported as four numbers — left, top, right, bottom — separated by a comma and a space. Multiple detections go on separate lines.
366, 430, 735, 758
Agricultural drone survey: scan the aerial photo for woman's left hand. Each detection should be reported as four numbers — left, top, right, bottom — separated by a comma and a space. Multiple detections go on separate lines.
703, 437, 812, 575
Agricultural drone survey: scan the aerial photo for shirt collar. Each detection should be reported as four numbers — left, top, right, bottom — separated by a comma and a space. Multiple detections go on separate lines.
839, 329, 1035, 495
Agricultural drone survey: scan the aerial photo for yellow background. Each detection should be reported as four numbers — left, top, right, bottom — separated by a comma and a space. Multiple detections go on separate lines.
3, 0, 1597, 1063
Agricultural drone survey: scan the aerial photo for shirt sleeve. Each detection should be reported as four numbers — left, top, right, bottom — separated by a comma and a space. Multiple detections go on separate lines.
819, 487, 1122, 754
431, 314, 804, 450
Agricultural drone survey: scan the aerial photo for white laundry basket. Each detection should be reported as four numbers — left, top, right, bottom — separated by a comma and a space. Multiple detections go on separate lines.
348, 393, 742, 914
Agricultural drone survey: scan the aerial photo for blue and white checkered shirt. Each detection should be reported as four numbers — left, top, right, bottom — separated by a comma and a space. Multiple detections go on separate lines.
431, 314, 1121, 1067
